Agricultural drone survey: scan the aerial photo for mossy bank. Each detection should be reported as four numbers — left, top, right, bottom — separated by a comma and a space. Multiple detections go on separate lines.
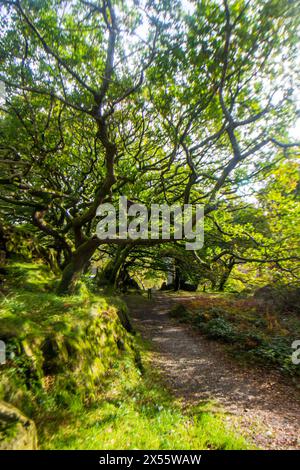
0, 262, 250, 450
0, 261, 139, 448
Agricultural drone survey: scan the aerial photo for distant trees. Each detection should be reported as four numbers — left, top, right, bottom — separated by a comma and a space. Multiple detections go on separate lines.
0, 0, 299, 293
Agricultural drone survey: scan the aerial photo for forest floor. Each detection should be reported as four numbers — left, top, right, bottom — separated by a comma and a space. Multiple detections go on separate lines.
125, 292, 300, 450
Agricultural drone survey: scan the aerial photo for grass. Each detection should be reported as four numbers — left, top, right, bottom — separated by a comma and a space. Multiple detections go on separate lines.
39, 339, 252, 450
1, 261, 253, 450
0, 261, 138, 416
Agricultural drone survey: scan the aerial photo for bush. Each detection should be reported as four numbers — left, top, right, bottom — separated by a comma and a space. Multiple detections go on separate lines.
254, 284, 300, 315
252, 336, 300, 376
170, 294, 300, 379
193, 306, 231, 326
169, 304, 191, 322
203, 318, 237, 343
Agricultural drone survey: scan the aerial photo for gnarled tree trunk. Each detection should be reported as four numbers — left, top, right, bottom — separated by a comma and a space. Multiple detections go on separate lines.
57, 238, 100, 295
97, 245, 132, 288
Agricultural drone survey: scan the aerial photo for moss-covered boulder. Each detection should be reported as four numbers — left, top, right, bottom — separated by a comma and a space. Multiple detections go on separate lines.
0, 401, 37, 450
0, 299, 137, 414
0, 262, 139, 418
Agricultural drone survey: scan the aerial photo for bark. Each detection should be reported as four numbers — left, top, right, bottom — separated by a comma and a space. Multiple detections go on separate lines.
0, 223, 8, 277
32, 210, 73, 261
98, 245, 131, 287
174, 264, 181, 291
57, 238, 100, 295
218, 261, 235, 291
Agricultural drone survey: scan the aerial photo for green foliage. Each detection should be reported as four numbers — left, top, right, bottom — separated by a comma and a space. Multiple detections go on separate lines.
202, 317, 237, 342
39, 343, 251, 450
170, 295, 300, 379
0, 0, 299, 447
0, 0, 299, 293
249, 337, 298, 376
0, 262, 251, 450
0, 262, 137, 417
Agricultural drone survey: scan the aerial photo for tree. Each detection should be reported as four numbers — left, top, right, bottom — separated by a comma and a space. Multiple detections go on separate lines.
0, 0, 299, 293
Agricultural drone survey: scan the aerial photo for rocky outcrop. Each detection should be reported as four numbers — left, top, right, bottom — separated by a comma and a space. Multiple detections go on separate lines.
0, 401, 37, 450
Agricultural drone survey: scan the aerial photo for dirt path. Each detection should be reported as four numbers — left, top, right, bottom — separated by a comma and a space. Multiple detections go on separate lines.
125, 293, 300, 450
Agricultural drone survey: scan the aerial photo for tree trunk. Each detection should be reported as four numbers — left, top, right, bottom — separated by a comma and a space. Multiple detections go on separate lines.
174, 263, 181, 291
0, 223, 8, 278
98, 245, 131, 287
218, 262, 234, 292
57, 238, 100, 295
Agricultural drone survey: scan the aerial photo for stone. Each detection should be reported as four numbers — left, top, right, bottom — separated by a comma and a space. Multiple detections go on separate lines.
0, 401, 38, 450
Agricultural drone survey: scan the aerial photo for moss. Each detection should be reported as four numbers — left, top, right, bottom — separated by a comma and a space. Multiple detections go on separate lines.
0, 261, 138, 418
0, 401, 38, 450
0, 414, 18, 441
37, 342, 252, 450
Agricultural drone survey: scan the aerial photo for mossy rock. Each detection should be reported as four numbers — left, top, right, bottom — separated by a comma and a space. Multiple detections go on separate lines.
0, 300, 138, 412
0, 401, 37, 450
0, 261, 140, 417
116, 306, 135, 333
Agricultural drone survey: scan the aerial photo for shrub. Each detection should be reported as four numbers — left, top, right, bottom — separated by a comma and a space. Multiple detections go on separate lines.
203, 318, 237, 343
252, 336, 300, 376
193, 307, 228, 325
170, 294, 300, 379
169, 304, 191, 322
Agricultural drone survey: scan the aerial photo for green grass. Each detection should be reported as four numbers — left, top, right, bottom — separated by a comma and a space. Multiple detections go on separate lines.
1, 261, 252, 450
0, 261, 138, 416
39, 340, 252, 450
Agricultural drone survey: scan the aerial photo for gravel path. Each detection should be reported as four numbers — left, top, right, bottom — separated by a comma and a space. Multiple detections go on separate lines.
125, 293, 300, 450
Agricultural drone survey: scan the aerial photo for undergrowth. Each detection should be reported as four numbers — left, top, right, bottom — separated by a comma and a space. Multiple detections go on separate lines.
0, 262, 251, 449
170, 294, 300, 380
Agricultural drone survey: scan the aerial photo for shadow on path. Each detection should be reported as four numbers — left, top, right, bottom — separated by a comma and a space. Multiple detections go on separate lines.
125, 292, 300, 450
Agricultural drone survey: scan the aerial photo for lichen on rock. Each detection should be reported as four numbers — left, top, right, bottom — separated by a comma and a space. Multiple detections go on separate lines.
0, 401, 37, 450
